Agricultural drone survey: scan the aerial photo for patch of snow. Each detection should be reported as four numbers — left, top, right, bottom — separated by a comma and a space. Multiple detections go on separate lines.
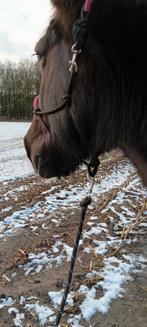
25, 303, 54, 326
1, 206, 12, 213
0, 122, 34, 183
48, 290, 73, 308
21, 241, 72, 275
0, 161, 140, 239
0, 297, 15, 309
8, 307, 25, 327
63, 244, 73, 261
66, 253, 145, 325
19, 296, 26, 305
0, 202, 44, 238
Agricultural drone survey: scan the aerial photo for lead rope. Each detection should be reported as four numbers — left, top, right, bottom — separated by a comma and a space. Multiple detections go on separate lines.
55, 158, 100, 327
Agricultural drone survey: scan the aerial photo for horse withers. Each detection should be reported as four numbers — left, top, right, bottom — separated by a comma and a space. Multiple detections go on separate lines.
24, 0, 147, 185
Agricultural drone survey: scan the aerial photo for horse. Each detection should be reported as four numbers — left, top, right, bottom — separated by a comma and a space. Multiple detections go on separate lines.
24, 0, 147, 185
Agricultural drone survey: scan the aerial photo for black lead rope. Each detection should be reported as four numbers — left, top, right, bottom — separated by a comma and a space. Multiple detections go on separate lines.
55, 196, 92, 327
55, 158, 99, 327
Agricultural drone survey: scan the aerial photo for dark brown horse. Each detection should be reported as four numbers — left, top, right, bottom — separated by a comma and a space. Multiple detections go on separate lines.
24, 0, 147, 185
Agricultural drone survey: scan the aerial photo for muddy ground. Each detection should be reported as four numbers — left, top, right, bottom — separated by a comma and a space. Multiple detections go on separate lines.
0, 150, 147, 327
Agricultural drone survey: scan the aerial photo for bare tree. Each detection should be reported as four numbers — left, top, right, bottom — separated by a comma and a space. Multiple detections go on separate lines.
0, 60, 40, 121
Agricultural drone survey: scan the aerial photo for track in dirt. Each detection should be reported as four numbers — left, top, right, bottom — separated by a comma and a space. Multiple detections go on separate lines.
0, 150, 147, 327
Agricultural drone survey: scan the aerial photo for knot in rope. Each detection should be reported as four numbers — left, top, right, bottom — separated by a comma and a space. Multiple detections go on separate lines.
73, 9, 90, 51
63, 94, 72, 105
80, 196, 92, 207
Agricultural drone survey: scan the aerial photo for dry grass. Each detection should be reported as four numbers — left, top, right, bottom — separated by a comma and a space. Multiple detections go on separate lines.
121, 200, 147, 240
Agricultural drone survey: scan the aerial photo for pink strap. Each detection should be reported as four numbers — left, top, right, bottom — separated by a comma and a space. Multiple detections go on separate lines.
33, 95, 39, 111
84, 0, 94, 12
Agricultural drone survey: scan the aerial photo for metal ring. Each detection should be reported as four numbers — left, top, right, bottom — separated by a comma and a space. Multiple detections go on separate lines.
71, 43, 82, 54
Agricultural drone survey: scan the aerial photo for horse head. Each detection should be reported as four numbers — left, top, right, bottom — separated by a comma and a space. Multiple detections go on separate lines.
24, 0, 147, 184
24, 0, 97, 178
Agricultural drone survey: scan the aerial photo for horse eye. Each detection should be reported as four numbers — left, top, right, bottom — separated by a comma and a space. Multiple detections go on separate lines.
32, 52, 43, 62
36, 53, 43, 62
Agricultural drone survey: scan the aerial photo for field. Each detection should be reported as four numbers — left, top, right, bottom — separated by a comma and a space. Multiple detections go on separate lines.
0, 123, 147, 327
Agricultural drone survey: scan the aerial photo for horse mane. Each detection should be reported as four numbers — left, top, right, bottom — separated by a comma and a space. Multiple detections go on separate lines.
48, 0, 147, 80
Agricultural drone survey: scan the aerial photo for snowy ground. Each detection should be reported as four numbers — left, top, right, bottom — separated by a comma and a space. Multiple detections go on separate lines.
0, 123, 147, 327
0, 122, 34, 182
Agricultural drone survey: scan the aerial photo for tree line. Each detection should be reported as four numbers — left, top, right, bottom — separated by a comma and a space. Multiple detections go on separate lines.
0, 60, 40, 121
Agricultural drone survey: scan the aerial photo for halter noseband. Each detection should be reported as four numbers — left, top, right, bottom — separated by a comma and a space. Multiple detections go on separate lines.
33, 0, 94, 116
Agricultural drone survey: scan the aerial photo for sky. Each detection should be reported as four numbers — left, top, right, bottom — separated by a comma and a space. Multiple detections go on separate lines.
0, 0, 53, 63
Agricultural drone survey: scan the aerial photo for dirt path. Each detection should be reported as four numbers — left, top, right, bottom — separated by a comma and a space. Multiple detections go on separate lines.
0, 150, 147, 327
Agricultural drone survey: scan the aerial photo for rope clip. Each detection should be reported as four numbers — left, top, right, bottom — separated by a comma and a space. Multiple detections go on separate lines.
69, 43, 82, 73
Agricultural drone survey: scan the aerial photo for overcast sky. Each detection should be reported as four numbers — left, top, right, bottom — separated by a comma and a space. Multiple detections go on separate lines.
0, 0, 53, 63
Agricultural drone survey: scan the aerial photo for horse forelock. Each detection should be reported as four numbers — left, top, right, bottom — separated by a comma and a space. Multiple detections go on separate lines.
51, 0, 83, 11
50, 0, 84, 35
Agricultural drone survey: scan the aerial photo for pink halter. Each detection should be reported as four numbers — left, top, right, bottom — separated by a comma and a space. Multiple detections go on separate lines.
84, 0, 94, 12
33, 95, 39, 111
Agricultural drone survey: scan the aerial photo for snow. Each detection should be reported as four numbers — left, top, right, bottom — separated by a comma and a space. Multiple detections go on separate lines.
79, 254, 147, 321
0, 161, 137, 239
0, 122, 34, 182
45, 241, 147, 325
25, 303, 54, 326
48, 290, 64, 307
21, 241, 73, 276
8, 307, 25, 327
48, 291, 73, 307
0, 122, 147, 326
0, 297, 15, 309
19, 296, 26, 305
0, 122, 29, 140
